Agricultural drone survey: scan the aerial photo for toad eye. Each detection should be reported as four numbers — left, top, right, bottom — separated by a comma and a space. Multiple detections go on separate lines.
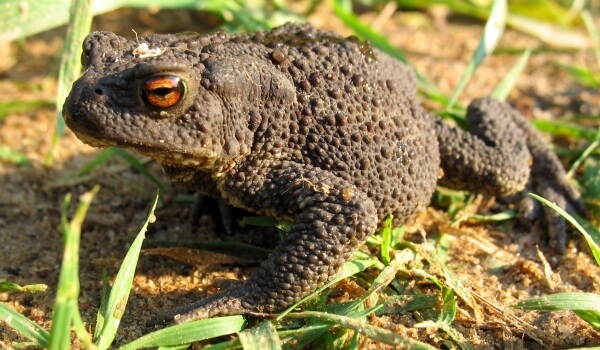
142, 76, 185, 108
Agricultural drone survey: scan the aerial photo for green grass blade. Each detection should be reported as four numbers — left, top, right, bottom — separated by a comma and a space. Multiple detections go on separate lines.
455, 209, 517, 225
119, 315, 247, 349
514, 292, 600, 330
435, 234, 451, 265
93, 271, 111, 339
0, 282, 47, 293
574, 309, 600, 331
49, 186, 99, 350
532, 119, 598, 140
54, 0, 93, 139
77, 148, 116, 176
397, 0, 488, 18
353, 254, 403, 306
0, 303, 50, 347
375, 294, 440, 316
239, 215, 293, 232
556, 62, 599, 88
438, 285, 457, 324
325, 254, 403, 318
410, 244, 483, 321
157, 345, 191, 350
0, 99, 53, 121
447, 0, 507, 110
201, 339, 241, 350
193, 0, 287, 32
1, 0, 75, 41
573, 214, 600, 258
380, 215, 393, 264
332, 0, 408, 64
530, 193, 600, 266
582, 10, 600, 70
76, 147, 166, 191
0, 146, 29, 165
491, 49, 531, 101
567, 126, 600, 178
346, 331, 360, 350
113, 148, 166, 192
238, 320, 281, 350
71, 304, 94, 349
284, 311, 436, 349
0, 0, 203, 41
277, 323, 335, 349
94, 192, 159, 349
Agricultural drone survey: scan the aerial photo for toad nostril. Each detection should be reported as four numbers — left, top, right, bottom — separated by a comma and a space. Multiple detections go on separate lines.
94, 88, 104, 95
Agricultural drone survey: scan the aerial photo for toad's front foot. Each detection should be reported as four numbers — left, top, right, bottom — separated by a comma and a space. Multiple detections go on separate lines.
149, 282, 272, 326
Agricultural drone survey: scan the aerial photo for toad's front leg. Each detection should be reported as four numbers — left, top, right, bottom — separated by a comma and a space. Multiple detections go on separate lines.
157, 161, 378, 324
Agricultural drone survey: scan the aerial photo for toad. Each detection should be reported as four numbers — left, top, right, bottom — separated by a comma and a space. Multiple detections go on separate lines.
63, 23, 584, 323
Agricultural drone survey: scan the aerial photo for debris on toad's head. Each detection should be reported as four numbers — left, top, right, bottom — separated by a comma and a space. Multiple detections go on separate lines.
132, 30, 167, 58
132, 42, 167, 58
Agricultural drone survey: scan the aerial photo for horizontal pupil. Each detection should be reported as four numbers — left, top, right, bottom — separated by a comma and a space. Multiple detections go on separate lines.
152, 87, 174, 97
143, 76, 184, 108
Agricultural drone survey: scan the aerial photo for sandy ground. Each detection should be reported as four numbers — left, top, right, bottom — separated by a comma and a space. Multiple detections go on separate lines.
1, 5, 599, 349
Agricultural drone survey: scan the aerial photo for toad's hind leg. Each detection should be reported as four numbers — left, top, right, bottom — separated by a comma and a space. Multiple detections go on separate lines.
435, 97, 584, 252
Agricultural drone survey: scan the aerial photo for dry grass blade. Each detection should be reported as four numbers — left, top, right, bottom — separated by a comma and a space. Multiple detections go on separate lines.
471, 291, 551, 347
507, 13, 590, 49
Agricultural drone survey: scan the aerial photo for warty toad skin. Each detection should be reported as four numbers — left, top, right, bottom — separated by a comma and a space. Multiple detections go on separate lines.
63, 23, 584, 323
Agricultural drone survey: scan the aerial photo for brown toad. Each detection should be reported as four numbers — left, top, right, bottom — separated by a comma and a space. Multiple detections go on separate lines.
63, 23, 584, 323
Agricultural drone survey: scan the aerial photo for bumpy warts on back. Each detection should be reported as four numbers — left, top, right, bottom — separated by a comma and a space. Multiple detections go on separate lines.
63, 23, 584, 323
